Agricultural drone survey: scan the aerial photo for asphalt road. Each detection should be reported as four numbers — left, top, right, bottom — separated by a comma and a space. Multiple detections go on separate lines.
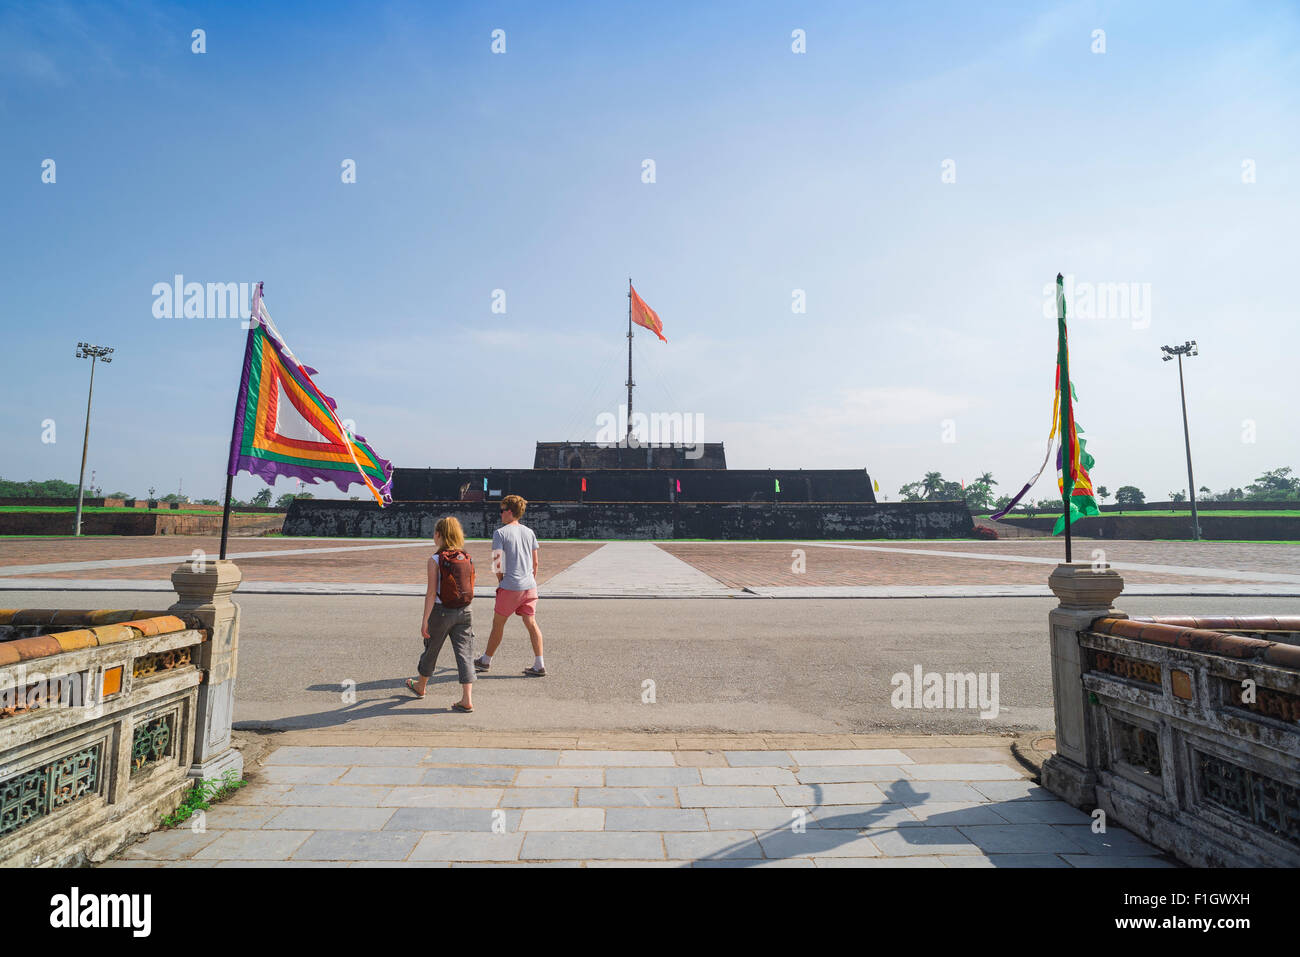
9, 589, 1296, 735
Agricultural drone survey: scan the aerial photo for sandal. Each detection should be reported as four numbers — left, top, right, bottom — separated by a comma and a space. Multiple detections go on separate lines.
405, 678, 425, 699
451, 702, 473, 713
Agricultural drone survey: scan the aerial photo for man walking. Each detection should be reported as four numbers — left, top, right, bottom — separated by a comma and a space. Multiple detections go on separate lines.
474, 494, 547, 676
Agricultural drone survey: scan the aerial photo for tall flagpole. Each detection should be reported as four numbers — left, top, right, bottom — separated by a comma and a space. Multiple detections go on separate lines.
626, 278, 634, 441
220, 281, 262, 561
1057, 273, 1073, 564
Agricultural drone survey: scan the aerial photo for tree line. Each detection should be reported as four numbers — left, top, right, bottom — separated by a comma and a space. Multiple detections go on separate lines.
894, 466, 1299, 513
0, 478, 323, 510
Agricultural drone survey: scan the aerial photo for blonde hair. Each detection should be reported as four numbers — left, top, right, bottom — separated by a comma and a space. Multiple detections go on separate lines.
435, 516, 465, 550
500, 494, 527, 519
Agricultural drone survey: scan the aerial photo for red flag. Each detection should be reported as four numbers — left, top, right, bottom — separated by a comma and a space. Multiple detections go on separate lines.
630, 284, 667, 342
676, 479, 681, 492
581, 477, 587, 491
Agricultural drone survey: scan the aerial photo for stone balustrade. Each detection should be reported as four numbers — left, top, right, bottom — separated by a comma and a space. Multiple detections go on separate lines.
0, 560, 242, 866
1042, 563, 1300, 867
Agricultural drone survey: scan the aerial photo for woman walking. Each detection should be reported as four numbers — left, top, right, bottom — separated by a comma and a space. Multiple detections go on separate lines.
407, 516, 476, 712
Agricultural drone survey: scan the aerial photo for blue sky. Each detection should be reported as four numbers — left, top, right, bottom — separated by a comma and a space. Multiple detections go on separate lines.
2, 0, 1297, 503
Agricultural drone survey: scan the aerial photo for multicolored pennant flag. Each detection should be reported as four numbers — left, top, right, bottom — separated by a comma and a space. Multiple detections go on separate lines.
1052, 274, 1101, 535
629, 283, 667, 342
228, 283, 393, 504
991, 274, 1102, 531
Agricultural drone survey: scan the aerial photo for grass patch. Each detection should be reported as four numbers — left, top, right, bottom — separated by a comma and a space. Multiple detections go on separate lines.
160, 770, 245, 828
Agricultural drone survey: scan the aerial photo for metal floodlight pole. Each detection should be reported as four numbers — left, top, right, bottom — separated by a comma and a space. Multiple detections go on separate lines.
1162, 341, 1200, 541
73, 343, 114, 536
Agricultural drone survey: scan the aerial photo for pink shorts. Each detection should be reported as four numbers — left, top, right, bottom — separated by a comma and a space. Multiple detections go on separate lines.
494, 587, 538, 617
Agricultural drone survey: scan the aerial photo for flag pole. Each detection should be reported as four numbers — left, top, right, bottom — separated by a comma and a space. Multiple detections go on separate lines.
1057, 272, 1072, 564
626, 277, 634, 442
220, 281, 262, 561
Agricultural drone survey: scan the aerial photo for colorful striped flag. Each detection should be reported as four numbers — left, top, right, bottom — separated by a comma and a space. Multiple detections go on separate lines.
991, 274, 1102, 528
228, 283, 393, 504
1052, 274, 1100, 535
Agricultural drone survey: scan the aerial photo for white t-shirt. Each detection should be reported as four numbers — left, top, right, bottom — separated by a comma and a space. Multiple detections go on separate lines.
492, 523, 538, 590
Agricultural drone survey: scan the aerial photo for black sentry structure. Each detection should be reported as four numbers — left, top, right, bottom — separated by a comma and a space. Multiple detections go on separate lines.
1161, 340, 1201, 541
73, 342, 114, 536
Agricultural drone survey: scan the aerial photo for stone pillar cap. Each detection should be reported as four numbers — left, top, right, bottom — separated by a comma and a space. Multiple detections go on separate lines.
171, 560, 242, 604
1048, 562, 1125, 609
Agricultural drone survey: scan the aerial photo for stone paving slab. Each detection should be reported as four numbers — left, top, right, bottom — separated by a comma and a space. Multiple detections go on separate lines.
701, 767, 799, 786
559, 750, 676, 766
578, 787, 679, 807
790, 749, 913, 766
521, 832, 666, 860
109, 735, 1177, 869
293, 831, 420, 861
605, 767, 702, 786
384, 808, 524, 832
795, 765, 908, 783
411, 833, 524, 861
266, 807, 396, 830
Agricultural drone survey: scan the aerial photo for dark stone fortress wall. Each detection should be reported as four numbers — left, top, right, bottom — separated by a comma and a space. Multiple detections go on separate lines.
284, 499, 972, 540
392, 468, 878, 504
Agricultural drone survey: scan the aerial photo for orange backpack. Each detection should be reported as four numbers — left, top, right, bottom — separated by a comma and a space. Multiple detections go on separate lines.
437, 549, 475, 608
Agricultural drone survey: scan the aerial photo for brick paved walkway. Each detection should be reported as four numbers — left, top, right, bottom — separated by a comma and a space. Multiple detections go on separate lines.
102, 734, 1175, 868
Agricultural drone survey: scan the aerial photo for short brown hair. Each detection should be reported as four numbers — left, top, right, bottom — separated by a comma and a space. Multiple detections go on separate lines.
435, 516, 465, 550
500, 494, 527, 519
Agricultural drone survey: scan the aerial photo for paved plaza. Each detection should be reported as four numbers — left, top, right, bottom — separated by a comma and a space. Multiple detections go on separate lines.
102, 734, 1175, 868
4, 534, 1291, 868
2, 536, 1298, 597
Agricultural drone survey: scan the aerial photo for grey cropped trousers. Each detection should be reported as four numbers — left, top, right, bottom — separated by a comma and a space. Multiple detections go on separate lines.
419, 604, 476, 684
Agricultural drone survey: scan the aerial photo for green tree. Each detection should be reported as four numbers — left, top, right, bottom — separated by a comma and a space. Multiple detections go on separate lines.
922, 472, 945, 500
1169, 490, 1186, 503
250, 488, 273, 507
1095, 485, 1109, 504
275, 491, 314, 508
898, 481, 924, 502
0, 478, 80, 498
964, 473, 998, 511
1115, 486, 1145, 506
1246, 467, 1298, 500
